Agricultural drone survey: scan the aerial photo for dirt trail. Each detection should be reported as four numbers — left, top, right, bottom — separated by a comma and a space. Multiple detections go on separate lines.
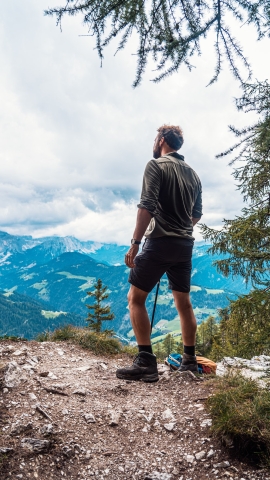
0, 341, 269, 480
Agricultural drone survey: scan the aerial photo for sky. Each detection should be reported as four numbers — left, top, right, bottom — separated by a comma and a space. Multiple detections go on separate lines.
0, 1, 269, 245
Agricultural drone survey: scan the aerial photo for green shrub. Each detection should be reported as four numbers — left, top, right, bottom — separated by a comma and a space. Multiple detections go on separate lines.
50, 324, 77, 341
76, 329, 121, 355
36, 331, 51, 342
121, 345, 138, 357
0, 335, 26, 342
36, 325, 121, 355
207, 372, 270, 466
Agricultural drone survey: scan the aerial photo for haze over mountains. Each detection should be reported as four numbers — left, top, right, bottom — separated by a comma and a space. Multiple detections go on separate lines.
0, 231, 250, 341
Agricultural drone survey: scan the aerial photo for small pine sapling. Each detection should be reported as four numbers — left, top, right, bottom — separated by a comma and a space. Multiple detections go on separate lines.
86, 278, 115, 334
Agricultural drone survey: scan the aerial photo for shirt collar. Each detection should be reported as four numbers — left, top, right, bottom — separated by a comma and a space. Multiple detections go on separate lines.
165, 152, 185, 162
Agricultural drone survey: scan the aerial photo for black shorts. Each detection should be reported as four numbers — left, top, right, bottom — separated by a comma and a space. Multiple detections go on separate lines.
128, 237, 193, 293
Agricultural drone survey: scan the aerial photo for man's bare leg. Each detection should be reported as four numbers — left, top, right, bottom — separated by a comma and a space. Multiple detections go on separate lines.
115, 285, 158, 382
172, 291, 197, 345
172, 290, 198, 372
127, 285, 150, 345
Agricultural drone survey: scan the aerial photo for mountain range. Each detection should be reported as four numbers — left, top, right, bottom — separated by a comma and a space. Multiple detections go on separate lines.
0, 230, 250, 341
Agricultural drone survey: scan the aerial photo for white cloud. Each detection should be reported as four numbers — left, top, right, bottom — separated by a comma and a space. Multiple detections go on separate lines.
0, 1, 268, 244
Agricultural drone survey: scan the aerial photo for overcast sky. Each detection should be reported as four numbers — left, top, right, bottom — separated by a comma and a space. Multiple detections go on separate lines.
0, 1, 269, 245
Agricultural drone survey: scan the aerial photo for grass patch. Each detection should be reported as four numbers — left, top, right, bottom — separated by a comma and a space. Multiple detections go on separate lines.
36, 324, 121, 355
207, 372, 270, 467
0, 335, 27, 342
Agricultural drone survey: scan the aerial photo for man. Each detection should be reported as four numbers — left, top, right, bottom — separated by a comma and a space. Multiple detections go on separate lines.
116, 125, 202, 382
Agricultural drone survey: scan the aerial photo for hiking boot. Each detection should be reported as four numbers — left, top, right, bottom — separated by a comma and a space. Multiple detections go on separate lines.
116, 351, 159, 383
179, 353, 198, 373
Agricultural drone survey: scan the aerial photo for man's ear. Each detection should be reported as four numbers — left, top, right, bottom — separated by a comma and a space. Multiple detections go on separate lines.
159, 137, 165, 147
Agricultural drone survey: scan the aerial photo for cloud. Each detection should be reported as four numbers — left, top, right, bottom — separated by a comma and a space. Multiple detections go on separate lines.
0, 1, 268, 244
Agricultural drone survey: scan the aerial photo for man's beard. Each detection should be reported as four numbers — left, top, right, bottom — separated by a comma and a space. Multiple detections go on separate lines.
153, 145, 161, 159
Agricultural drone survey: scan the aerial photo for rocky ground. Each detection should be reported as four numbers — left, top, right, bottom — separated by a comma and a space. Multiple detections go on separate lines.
0, 341, 269, 480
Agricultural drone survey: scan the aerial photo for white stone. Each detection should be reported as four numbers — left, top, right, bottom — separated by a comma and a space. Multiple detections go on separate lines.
29, 393, 37, 401
4, 361, 24, 388
161, 408, 176, 422
207, 449, 215, 458
56, 349, 65, 356
163, 422, 175, 432
213, 461, 230, 468
83, 413, 96, 424
200, 418, 212, 428
75, 365, 92, 372
195, 450, 206, 460
186, 454, 195, 464
109, 410, 121, 426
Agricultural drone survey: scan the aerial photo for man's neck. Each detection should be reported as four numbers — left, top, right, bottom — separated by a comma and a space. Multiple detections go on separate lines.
160, 147, 177, 156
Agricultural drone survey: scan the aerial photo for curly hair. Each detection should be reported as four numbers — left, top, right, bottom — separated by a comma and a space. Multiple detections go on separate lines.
157, 124, 184, 150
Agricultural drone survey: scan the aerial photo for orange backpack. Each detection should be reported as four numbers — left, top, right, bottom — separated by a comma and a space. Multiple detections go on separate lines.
196, 356, 217, 374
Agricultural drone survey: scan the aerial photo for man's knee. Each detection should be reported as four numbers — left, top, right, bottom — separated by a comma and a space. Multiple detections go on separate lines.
128, 286, 147, 307
173, 291, 192, 310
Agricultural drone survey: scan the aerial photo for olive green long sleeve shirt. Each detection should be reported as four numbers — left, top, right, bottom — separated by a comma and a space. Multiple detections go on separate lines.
137, 152, 203, 241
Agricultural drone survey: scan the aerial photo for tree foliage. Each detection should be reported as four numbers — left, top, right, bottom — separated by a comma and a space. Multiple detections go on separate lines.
86, 278, 115, 333
201, 80, 270, 359
201, 81, 270, 287
45, 0, 270, 86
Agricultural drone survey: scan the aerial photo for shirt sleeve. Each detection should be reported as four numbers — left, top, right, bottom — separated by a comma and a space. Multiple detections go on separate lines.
137, 160, 162, 216
192, 183, 203, 218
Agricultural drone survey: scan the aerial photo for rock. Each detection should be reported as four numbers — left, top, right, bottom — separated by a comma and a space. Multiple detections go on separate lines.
144, 472, 172, 480
83, 413, 96, 424
29, 392, 38, 401
62, 409, 69, 416
213, 461, 230, 468
186, 454, 195, 464
0, 447, 14, 454
62, 445, 75, 458
10, 422, 33, 436
2, 346, 15, 354
163, 423, 175, 432
47, 372, 58, 380
157, 365, 170, 375
109, 410, 121, 426
99, 363, 108, 370
142, 413, 154, 423
200, 418, 212, 428
56, 348, 65, 356
3, 388, 8, 394
72, 389, 87, 396
195, 450, 206, 460
161, 408, 175, 422
39, 371, 49, 377
13, 348, 27, 357
75, 365, 92, 372
4, 361, 24, 388
40, 424, 54, 436
177, 370, 201, 381
21, 438, 51, 453
207, 448, 215, 458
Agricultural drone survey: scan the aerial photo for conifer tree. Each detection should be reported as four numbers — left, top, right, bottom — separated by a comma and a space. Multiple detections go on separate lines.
162, 333, 176, 356
45, 1, 270, 86
86, 278, 115, 333
201, 80, 270, 358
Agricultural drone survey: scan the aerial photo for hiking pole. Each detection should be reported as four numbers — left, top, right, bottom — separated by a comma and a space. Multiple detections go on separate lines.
150, 279, 160, 333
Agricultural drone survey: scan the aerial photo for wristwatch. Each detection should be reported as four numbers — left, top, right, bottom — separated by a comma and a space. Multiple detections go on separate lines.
131, 239, 141, 245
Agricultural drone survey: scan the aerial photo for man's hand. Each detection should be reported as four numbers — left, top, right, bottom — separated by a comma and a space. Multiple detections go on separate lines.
125, 244, 139, 268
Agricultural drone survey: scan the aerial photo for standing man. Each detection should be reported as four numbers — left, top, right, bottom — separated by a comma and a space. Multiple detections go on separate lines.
116, 125, 202, 382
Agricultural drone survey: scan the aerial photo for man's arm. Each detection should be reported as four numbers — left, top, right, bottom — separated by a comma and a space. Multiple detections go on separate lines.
125, 160, 161, 268
192, 217, 201, 227
125, 208, 152, 268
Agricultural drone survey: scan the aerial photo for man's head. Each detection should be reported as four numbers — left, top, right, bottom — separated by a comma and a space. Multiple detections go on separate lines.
153, 124, 184, 159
